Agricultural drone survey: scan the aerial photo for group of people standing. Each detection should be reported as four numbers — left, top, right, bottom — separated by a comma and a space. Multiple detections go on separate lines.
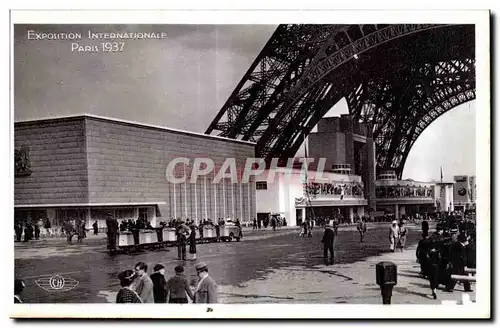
14, 220, 41, 242
116, 261, 218, 304
416, 216, 476, 299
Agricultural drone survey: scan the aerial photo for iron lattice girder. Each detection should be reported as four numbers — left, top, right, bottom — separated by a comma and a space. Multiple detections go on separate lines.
206, 24, 475, 174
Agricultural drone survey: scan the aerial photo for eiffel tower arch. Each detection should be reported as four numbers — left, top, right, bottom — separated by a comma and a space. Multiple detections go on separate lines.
206, 24, 475, 179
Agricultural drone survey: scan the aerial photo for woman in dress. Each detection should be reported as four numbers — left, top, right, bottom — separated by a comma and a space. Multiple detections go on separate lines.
389, 220, 400, 252
189, 225, 197, 260
116, 270, 142, 303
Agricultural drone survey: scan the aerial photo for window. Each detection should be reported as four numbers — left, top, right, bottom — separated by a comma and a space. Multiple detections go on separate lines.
256, 181, 268, 190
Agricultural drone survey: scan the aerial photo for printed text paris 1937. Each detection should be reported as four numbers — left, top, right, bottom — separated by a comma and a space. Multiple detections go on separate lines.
26, 29, 168, 53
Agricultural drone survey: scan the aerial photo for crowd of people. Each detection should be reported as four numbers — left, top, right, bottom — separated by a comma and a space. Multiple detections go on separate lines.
116, 261, 218, 304
416, 213, 476, 299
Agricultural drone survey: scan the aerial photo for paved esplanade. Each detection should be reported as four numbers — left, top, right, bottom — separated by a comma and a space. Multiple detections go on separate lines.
15, 223, 474, 304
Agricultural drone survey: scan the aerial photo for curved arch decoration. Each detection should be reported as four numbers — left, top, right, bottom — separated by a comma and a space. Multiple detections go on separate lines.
206, 24, 475, 176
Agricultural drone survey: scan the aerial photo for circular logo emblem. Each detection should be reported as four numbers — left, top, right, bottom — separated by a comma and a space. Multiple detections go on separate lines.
458, 188, 467, 196
35, 274, 79, 292
49, 275, 65, 290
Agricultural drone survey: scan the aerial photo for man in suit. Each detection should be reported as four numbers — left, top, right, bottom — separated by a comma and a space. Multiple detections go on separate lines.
445, 234, 472, 292
106, 213, 119, 250
193, 262, 218, 303
133, 262, 154, 303
356, 218, 367, 243
321, 224, 335, 265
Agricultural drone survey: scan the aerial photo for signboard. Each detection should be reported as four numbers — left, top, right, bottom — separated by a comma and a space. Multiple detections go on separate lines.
454, 176, 469, 202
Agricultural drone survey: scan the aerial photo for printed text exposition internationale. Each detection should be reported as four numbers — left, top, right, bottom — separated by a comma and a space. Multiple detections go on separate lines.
27, 30, 168, 40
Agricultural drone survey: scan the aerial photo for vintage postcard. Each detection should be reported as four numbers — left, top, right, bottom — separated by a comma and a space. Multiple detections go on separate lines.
9, 9, 490, 319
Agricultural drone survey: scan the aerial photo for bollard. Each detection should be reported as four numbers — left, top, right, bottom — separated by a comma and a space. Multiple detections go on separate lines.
376, 261, 397, 304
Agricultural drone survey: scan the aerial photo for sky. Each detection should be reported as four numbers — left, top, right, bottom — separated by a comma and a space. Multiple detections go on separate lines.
14, 24, 476, 182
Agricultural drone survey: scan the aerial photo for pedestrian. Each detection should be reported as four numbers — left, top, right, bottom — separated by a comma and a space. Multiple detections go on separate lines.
416, 233, 430, 276
106, 213, 119, 250
300, 220, 308, 237
307, 220, 313, 237
235, 219, 243, 239
176, 223, 189, 260
150, 264, 167, 303
166, 265, 194, 303
133, 262, 154, 303
14, 278, 25, 303
189, 226, 197, 261
356, 218, 367, 243
321, 224, 335, 265
44, 218, 52, 237
76, 219, 86, 243
14, 222, 22, 242
116, 270, 142, 303
389, 220, 400, 252
92, 221, 99, 235
398, 221, 408, 251
253, 218, 257, 230
34, 221, 40, 240
64, 220, 74, 244
427, 242, 442, 299
422, 218, 429, 237
445, 234, 472, 292
193, 262, 218, 303
257, 218, 262, 230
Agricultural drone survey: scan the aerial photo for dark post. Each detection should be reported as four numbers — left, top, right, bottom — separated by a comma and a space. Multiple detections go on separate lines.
376, 261, 397, 304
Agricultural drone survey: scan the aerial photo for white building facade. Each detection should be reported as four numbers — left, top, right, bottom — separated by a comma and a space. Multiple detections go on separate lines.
255, 168, 367, 226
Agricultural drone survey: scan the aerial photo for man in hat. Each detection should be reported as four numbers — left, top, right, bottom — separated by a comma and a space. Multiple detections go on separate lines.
166, 265, 194, 303
150, 264, 167, 303
106, 212, 119, 250
133, 262, 154, 303
445, 234, 472, 292
194, 262, 218, 304
321, 224, 335, 265
176, 223, 189, 260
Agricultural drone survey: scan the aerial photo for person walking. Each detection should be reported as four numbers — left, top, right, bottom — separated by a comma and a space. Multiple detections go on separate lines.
427, 241, 442, 299
422, 218, 429, 237
166, 265, 194, 303
64, 220, 75, 244
176, 223, 189, 260
356, 218, 367, 243
44, 218, 51, 237
321, 224, 335, 265
193, 262, 218, 304
92, 221, 99, 235
106, 213, 119, 250
150, 264, 167, 303
189, 226, 197, 261
398, 221, 408, 251
389, 220, 400, 252
133, 262, 154, 303
116, 270, 142, 303
253, 218, 257, 230
445, 234, 472, 292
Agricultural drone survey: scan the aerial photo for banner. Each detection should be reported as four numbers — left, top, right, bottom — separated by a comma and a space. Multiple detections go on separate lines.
454, 176, 469, 202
